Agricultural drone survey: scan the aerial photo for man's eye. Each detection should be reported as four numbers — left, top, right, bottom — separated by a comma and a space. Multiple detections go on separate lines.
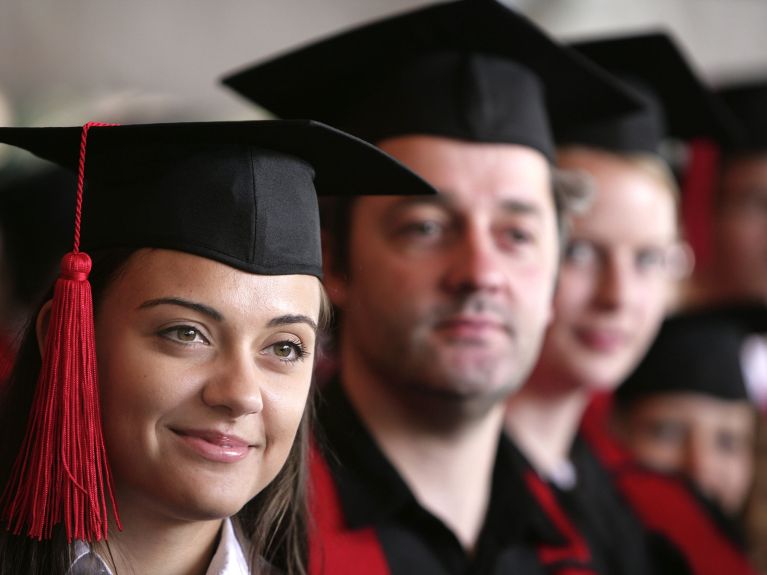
503, 227, 533, 245
401, 220, 445, 237
159, 326, 208, 345
564, 240, 597, 265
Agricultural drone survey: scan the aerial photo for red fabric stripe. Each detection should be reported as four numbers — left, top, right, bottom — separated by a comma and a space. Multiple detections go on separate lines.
309, 444, 390, 575
523, 470, 593, 569
681, 139, 720, 273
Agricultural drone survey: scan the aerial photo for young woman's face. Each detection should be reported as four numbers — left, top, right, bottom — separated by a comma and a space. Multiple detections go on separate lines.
93, 249, 321, 524
538, 148, 680, 390
621, 393, 756, 516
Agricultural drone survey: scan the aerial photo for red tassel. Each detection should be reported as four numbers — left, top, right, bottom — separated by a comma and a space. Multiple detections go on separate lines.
0, 122, 120, 542
1, 253, 120, 542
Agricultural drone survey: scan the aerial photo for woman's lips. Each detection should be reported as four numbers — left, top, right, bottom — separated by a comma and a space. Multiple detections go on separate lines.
172, 429, 254, 463
576, 327, 628, 353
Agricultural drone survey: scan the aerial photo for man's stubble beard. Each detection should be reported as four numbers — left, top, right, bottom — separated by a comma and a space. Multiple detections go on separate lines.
352, 313, 543, 426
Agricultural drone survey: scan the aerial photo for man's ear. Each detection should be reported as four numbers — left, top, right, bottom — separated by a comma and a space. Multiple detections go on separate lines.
35, 300, 53, 357
321, 230, 349, 309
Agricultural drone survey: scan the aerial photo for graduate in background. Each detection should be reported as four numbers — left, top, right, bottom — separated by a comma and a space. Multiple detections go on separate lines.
222, 0, 643, 572
614, 303, 766, 565
505, 31, 756, 575
693, 81, 767, 307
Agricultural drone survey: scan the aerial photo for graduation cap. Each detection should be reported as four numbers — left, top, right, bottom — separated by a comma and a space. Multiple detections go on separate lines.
0, 120, 436, 543
221, 0, 642, 162
0, 120, 436, 278
718, 79, 767, 152
616, 302, 767, 407
557, 31, 741, 154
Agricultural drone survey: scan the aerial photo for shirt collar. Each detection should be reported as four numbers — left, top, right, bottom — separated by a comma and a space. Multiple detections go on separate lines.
207, 517, 254, 575
316, 377, 566, 547
69, 518, 259, 575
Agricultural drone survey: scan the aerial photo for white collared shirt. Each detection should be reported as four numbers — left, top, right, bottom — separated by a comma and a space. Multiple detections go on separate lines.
69, 517, 259, 575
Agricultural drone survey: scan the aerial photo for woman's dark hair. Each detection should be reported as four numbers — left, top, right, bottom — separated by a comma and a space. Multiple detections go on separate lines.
0, 248, 317, 575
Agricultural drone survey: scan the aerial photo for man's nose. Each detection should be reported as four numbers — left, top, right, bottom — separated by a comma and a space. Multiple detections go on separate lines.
443, 225, 506, 295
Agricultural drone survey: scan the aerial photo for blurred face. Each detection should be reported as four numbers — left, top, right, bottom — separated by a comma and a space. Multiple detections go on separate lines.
715, 155, 767, 302
95, 249, 320, 523
331, 135, 559, 408
537, 148, 680, 390
622, 393, 756, 515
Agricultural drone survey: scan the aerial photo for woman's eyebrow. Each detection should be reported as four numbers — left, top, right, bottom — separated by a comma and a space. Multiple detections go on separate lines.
267, 315, 318, 334
138, 298, 224, 322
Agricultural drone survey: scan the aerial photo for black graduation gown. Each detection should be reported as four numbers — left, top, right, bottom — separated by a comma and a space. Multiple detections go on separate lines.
309, 378, 598, 575
555, 434, 692, 575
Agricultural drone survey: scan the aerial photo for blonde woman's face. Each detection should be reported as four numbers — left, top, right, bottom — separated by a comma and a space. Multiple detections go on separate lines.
538, 148, 680, 390
94, 249, 320, 524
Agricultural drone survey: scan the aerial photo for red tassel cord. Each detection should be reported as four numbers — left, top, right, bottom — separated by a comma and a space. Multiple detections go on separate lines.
0, 122, 121, 542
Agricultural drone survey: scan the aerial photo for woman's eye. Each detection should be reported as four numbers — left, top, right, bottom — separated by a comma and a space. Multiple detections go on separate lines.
160, 325, 209, 345
636, 248, 665, 272
648, 421, 686, 445
565, 239, 597, 266
268, 340, 309, 363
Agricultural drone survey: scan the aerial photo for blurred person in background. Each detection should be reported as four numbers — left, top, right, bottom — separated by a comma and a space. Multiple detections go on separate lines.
221, 0, 646, 572
506, 31, 757, 575
614, 303, 766, 564
697, 81, 767, 306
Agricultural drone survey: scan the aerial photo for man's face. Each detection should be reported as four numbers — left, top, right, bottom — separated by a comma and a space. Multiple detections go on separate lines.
715, 154, 767, 302
329, 135, 558, 408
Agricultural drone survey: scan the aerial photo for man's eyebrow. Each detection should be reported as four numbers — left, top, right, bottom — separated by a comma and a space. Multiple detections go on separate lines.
384, 194, 544, 217
386, 194, 452, 209
267, 315, 318, 334
138, 298, 224, 322
498, 199, 544, 218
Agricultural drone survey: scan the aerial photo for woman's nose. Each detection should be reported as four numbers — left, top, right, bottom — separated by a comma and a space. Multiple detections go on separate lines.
201, 352, 264, 417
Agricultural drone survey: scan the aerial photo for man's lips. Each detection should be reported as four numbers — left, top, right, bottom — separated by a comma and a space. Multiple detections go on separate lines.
171, 428, 255, 463
433, 316, 511, 339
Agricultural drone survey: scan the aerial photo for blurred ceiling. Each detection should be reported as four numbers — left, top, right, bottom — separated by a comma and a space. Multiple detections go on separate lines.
1, 0, 766, 127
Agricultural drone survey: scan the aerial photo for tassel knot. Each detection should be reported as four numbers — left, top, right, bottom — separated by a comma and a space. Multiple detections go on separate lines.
60, 252, 92, 281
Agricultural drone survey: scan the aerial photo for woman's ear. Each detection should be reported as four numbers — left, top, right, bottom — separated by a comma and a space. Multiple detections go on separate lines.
35, 300, 53, 357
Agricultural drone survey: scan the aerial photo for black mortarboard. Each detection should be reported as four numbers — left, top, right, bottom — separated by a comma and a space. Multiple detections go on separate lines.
718, 79, 767, 152
557, 31, 741, 154
220, 0, 641, 162
0, 120, 436, 279
616, 302, 767, 405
